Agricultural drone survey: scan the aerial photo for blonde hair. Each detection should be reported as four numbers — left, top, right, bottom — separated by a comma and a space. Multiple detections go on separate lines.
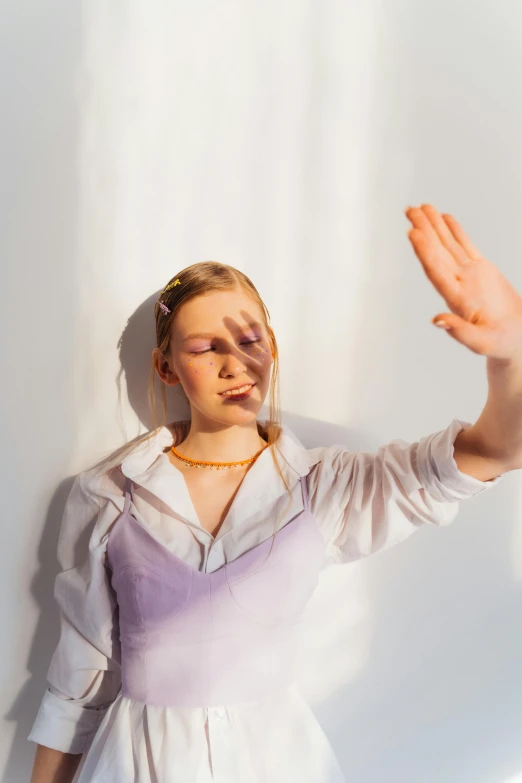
93, 261, 295, 557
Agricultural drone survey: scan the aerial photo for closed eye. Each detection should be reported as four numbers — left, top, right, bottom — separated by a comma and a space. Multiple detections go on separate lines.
191, 339, 261, 355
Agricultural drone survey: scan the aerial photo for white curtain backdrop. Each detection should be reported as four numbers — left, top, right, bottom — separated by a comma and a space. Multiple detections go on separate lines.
2, 1, 522, 780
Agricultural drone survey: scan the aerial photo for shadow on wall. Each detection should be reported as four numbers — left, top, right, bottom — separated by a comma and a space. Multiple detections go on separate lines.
115, 291, 192, 436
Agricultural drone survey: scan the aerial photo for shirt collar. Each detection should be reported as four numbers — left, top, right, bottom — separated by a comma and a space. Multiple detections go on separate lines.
120, 422, 318, 540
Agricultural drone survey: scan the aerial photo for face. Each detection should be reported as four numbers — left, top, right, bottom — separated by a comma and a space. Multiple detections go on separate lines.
154, 288, 274, 428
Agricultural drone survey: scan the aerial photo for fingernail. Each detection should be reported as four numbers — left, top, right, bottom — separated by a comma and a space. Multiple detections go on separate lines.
434, 320, 451, 329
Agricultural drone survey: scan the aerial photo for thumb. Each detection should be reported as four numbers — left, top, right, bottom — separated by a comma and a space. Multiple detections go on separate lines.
432, 313, 489, 355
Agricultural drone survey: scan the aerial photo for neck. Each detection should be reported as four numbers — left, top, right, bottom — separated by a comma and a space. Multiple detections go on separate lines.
175, 420, 267, 463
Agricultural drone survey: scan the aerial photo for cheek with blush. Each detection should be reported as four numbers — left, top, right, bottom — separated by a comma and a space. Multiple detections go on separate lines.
183, 355, 214, 386
253, 342, 273, 369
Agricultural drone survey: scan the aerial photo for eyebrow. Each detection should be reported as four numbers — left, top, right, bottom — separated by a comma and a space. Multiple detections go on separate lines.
182, 321, 263, 343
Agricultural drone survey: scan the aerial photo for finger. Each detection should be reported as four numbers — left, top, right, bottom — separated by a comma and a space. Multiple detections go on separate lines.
405, 206, 460, 279
441, 213, 482, 261
419, 204, 472, 266
408, 228, 461, 302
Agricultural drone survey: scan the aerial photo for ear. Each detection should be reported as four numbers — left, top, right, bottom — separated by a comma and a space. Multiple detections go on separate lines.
152, 348, 180, 387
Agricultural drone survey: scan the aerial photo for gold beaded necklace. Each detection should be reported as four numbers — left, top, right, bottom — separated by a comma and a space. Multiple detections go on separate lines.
171, 442, 269, 470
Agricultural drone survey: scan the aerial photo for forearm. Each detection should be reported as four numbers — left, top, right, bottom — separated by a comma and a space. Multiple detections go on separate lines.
460, 354, 522, 470
30, 744, 82, 783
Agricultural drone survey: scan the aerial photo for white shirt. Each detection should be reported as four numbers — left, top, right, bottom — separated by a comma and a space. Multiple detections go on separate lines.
27, 418, 504, 782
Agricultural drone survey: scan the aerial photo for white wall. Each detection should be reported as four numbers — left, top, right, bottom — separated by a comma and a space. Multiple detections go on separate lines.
2, 1, 522, 780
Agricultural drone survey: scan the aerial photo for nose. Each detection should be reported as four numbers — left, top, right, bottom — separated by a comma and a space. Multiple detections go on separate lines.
219, 349, 249, 378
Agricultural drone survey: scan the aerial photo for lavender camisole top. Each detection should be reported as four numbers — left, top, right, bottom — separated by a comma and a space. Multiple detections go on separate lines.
106, 474, 326, 709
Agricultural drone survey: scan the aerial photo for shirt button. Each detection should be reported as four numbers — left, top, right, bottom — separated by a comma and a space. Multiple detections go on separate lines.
213, 708, 225, 719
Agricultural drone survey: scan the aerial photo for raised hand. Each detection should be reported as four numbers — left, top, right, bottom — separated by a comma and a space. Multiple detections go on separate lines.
405, 204, 522, 362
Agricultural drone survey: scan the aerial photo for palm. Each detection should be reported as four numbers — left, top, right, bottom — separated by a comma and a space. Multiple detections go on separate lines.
405, 204, 522, 360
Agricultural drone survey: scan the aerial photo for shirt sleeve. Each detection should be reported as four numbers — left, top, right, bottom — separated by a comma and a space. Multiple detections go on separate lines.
309, 419, 505, 566
27, 470, 122, 754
